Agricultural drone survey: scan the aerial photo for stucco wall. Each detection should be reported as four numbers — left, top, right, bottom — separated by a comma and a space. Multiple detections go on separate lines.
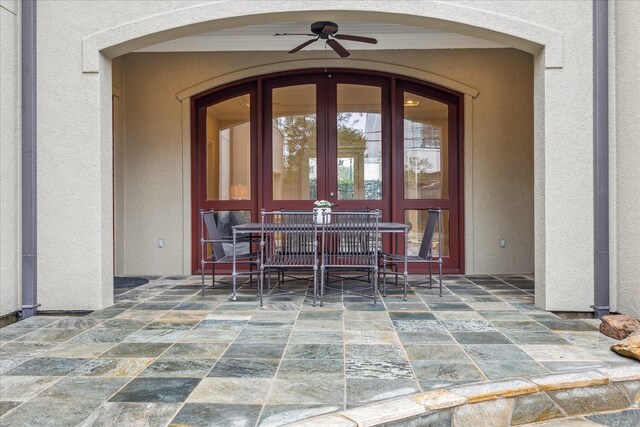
27, 0, 607, 311
118, 49, 534, 276
613, 0, 640, 319
0, 0, 21, 317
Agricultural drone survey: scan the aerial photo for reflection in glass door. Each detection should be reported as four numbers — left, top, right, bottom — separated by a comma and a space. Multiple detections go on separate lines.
336, 84, 382, 201
271, 84, 317, 201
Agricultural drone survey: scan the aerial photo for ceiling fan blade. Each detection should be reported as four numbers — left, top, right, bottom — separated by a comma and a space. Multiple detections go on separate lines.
322, 25, 338, 35
288, 38, 318, 54
274, 33, 315, 37
326, 39, 350, 57
333, 34, 378, 44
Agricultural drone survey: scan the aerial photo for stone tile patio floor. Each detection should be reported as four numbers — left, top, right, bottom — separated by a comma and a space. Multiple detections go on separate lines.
0, 274, 636, 426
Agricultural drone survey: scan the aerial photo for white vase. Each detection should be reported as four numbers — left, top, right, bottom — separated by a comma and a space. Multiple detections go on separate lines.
315, 207, 331, 224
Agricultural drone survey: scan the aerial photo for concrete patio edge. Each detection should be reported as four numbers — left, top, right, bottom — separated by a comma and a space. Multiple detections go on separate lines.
285, 365, 640, 426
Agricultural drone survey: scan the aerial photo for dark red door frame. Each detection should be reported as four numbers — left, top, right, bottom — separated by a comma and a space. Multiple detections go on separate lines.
191, 69, 465, 274
395, 80, 464, 273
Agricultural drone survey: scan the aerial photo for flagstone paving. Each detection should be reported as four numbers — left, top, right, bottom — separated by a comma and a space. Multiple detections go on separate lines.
0, 274, 637, 426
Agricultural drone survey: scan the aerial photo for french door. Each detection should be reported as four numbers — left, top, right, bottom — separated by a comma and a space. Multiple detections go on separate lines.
262, 73, 390, 215
192, 70, 463, 273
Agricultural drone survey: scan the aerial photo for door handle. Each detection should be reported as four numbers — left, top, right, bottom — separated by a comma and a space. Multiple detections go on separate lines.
329, 192, 335, 197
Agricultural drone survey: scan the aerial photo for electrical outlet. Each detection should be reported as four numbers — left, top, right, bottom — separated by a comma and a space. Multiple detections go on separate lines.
499, 238, 506, 248
158, 239, 164, 248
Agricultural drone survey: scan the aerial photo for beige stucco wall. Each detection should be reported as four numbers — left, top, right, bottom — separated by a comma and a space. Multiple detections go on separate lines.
17, 0, 629, 313
0, 0, 21, 317
613, 0, 640, 319
118, 49, 534, 277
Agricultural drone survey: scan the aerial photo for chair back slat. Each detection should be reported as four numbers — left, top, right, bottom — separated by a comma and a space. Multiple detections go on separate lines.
321, 211, 380, 268
202, 210, 226, 260
260, 210, 318, 268
418, 209, 440, 259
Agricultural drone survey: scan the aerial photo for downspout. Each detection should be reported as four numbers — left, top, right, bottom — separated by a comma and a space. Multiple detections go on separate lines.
593, 0, 610, 319
21, 0, 38, 319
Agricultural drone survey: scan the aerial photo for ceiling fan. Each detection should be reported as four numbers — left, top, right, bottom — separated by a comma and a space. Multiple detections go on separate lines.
275, 21, 378, 58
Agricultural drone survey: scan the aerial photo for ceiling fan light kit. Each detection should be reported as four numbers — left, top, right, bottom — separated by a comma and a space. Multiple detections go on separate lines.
275, 21, 378, 58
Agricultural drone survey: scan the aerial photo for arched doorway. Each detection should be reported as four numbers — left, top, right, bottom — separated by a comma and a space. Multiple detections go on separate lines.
192, 69, 464, 273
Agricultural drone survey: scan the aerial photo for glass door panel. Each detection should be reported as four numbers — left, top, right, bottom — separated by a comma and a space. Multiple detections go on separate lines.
336, 84, 382, 200
271, 84, 317, 201
404, 209, 450, 258
403, 93, 449, 200
205, 94, 252, 201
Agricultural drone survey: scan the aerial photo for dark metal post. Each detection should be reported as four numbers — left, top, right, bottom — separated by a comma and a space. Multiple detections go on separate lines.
21, 0, 39, 318
593, 0, 610, 319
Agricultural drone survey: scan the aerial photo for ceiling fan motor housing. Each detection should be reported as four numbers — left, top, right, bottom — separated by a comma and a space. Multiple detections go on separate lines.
311, 21, 338, 38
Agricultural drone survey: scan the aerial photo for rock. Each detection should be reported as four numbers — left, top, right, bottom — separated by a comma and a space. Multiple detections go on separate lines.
611, 330, 640, 361
600, 314, 640, 340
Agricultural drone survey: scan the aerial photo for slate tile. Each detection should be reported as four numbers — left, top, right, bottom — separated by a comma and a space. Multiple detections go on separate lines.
346, 378, 419, 407
161, 343, 228, 359
463, 344, 533, 361
101, 343, 171, 358
411, 361, 485, 381
0, 375, 60, 401
398, 331, 455, 345
138, 358, 216, 378
80, 402, 181, 427
42, 318, 104, 329
404, 344, 470, 361
70, 358, 153, 377
503, 331, 570, 345
392, 320, 447, 333
5, 357, 90, 376
277, 358, 344, 379
285, 344, 344, 359
70, 327, 138, 343
33, 377, 129, 402
222, 343, 285, 359
427, 303, 472, 311
476, 360, 549, 380
0, 401, 21, 417
188, 377, 271, 404
170, 403, 261, 427
0, 401, 100, 427
110, 378, 200, 403
0, 342, 57, 358
268, 378, 345, 405
441, 320, 496, 332
537, 319, 599, 332
209, 358, 280, 378
346, 359, 414, 379
451, 332, 512, 344
258, 404, 341, 427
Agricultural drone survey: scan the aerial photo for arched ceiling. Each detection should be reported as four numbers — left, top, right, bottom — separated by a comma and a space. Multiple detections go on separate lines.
136, 21, 507, 52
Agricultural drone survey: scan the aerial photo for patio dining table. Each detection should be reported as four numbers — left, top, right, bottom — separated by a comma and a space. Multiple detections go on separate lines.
230, 219, 410, 302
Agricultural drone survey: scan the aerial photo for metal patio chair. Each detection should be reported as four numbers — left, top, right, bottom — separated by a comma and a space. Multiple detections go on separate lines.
200, 209, 258, 297
259, 210, 319, 306
320, 210, 381, 306
381, 208, 443, 296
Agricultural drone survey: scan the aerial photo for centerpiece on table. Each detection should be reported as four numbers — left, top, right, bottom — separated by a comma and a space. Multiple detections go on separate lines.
313, 200, 334, 224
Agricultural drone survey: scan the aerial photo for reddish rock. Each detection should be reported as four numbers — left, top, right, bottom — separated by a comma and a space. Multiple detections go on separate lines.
600, 314, 640, 340
611, 330, 640, 361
